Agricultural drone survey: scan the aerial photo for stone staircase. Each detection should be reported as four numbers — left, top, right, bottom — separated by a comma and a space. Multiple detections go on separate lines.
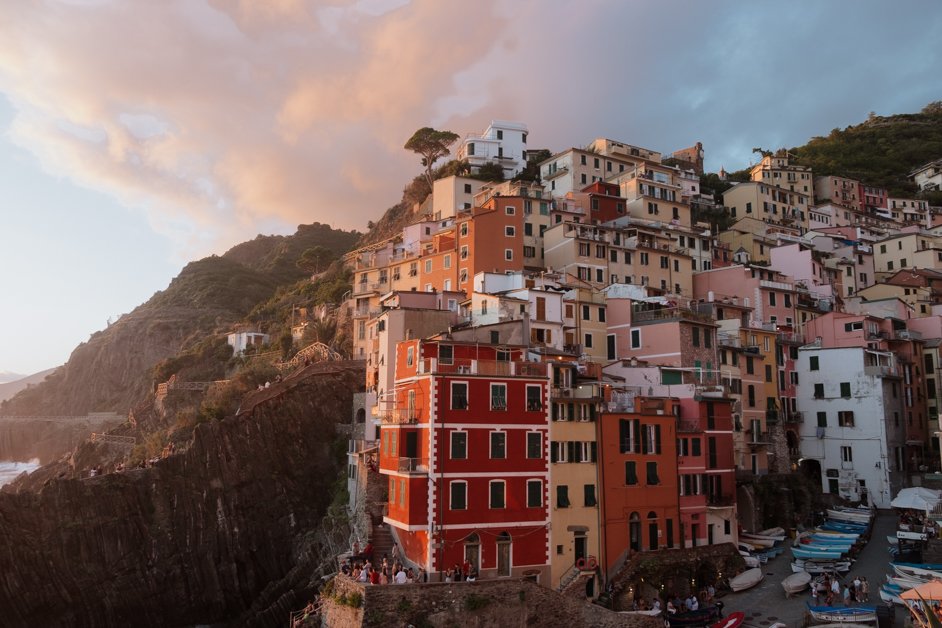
370, 516, 395, 564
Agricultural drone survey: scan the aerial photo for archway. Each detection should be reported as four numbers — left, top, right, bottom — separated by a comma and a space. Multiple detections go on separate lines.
356, 408, 366, 423
647, 511, 658, 551
464, 533, 481, 572
629, 512, 641, 552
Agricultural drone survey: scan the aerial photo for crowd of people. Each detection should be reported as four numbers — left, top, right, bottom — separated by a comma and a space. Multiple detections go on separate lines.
630, 586, 718, 616
811, 574, 869, 605
340, 556, 427, 585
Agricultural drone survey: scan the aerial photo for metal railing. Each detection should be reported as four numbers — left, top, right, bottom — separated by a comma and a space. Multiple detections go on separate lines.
398, 458, 429, 473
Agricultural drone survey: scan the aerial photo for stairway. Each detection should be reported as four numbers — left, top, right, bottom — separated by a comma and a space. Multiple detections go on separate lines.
370, 517, 395, 564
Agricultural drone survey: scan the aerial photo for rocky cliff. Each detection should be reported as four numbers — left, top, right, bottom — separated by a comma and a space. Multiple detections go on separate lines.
0, 362, 362, 628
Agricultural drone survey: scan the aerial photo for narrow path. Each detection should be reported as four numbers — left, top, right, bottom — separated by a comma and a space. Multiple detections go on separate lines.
717, 513, 899, 628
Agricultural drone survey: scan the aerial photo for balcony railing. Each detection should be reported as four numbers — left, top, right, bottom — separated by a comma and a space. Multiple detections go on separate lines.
418, 358, 547, 378
379, 408, 421, 424
765, 410, 779, 424
631, 307, 714, 325
864, 364, 899, 378
785, 411, 804, 424
398, 457, 429, 473
707, 494, 735, 507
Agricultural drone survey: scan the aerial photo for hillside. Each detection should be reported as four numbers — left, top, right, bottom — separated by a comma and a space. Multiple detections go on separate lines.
0, 223, 360, 417
790, 101, 942, 198
0, 368, 57, 404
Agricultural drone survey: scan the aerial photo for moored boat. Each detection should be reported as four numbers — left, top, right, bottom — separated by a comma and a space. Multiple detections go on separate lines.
739, 534, 775, 548
892, 562, 942, 580
782, 570, 812, 597
667, 605, 723, 628
710, 612, 745, 628
793, 559, 852, 574
793, 546, 845, 560
806, 604, 878, 623
826, 508, 873, 524
729, 567, 763, 592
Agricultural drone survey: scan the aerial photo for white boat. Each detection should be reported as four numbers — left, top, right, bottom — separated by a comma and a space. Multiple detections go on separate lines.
737, 541, 757, 552
729, 567, 764, 592
893, 563, 942, 580
782, 570, 812, 597
740, 534, 776, 548
759, 526, 786, 539
792, 560, 851, 574
807, 605, 878, 623
887, 574, 924, 589
887, 535, 899, 545
880, 585, 904, 605
827, 508, 873, 524
738, 551, 760, 568
620, 609, 663, 617
898, 529, 929, 541
812, 530, 860, 540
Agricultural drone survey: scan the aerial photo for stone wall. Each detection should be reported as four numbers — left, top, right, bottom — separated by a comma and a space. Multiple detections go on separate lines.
610, 543, 746, 611
320, 575, 662, 628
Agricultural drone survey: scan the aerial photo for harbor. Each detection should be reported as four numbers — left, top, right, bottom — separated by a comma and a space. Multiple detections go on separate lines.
716, 511, 899, 628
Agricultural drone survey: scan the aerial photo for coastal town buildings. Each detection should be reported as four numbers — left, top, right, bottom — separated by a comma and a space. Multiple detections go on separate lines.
340, 120, 942, 596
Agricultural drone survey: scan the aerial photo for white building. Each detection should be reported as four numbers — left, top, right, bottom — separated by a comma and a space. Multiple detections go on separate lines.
795, 345, 906, 508
912, 159, 942, 192
226, 331, 269, 356
539, 147, 638, 198
456, 120, 529, 178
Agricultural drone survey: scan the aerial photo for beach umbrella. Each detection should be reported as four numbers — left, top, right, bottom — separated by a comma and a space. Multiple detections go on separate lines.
901, 580, 942, 602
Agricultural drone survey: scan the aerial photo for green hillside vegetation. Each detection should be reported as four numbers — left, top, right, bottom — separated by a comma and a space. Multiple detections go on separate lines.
791, 102, 942, 199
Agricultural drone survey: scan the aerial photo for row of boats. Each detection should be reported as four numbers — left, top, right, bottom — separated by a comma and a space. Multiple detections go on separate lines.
794, 506, 880, 625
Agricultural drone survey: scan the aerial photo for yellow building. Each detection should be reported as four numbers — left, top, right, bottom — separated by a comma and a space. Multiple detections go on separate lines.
547, 361, 603, 593
873, 232, 942, 279
722, 181, 810, 230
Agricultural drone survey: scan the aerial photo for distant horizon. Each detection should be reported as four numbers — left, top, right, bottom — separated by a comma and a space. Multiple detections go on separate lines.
1, 0, 939, 374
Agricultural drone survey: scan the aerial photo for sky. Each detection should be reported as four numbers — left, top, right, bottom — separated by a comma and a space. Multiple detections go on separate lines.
0, 0, 940, 376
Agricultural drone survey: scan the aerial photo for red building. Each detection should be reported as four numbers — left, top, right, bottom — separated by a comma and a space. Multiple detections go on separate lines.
598, 396, 681, 578
380, 339, 550, 581
858, 183, 887, 214
582, 180, 627, 223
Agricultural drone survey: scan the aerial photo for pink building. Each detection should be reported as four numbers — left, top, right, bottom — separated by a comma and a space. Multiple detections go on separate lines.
693, 265, 798, 330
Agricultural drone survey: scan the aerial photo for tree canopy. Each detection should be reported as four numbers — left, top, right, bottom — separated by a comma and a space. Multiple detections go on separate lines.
405, 127, 460, 188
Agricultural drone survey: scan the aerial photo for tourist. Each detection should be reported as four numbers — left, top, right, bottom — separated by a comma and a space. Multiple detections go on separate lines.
444, 567, 453, 583
706, 584, 715, 602
830, 577, 840, 605
369, 566, 379, 585
453, 563, 463, 582
860, 577, 869, 602
362, 541, 374, 562
687, 594, 699, 612
419, 567, 427, 583
394, 567, 407, 584
357, 566, 369, 583
666, 599, 677, 615
391, 543, 400, 562
843, 584, 852, 606
462, 558, 472, 580
467, 567, 478, 582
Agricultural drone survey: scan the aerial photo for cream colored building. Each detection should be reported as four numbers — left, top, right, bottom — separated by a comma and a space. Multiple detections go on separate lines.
539, 147, 638, 198
873, 232, 942, 278
750, 152, 813, 196
813, 175, 859, 207
723, 181, 810, 229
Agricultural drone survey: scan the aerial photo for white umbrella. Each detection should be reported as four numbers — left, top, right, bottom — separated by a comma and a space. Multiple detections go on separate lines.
891, 487, 941, 513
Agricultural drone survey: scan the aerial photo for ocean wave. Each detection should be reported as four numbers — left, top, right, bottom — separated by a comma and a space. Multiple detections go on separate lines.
0, 459, 41, 487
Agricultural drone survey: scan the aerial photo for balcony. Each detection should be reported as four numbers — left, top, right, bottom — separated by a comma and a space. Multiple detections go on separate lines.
631, 306, 714, 326
398, 457, 429, 474
707, 494, 735, 507
893, 329, 922, 341
785, 411, 804, 424
765, 410, 779, 424
748, 433, 769, 446
777, 330, 805, 344
417, 358, 547, 378
864, 364, 899, 378
379, 408, 421, 424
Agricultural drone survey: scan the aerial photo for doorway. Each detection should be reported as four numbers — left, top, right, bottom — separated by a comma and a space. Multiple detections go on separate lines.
496, 532, 511, 577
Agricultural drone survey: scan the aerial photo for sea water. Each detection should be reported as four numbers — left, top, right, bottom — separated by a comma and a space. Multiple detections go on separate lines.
0, 459, 40, 487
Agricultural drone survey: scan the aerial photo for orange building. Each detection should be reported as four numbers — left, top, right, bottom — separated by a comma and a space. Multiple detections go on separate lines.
597, 396, 681, 578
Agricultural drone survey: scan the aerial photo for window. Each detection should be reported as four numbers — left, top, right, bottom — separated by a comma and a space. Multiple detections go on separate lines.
406, 346, 414, 367
582, 305, 590, 320
704, 329, 712, 349
646, 461, 660, 485
746, 357, 754, 375
840, 382, 851, 398
490, 431, 507, 459
526, 385, 542, 412
527, 480, 542, 508
451, 431, 467, 459
491, 384, 507, 410
625, 461, 638, 485
841, 446, 853, 463
490, 481, 505, 508
692, 327, 700, 347
505, 249, 513, 261
460, 223, 468, 236
451, 381, 468, 410
584, 484, 597, 507
769, 292, 777, 306
765, 364, 773, 383
817, 411, 827, 427
399, 479, 406, 507
527, 432, 542, 459
557, 485, 570, 508
809, 356, 819, 371
630, 329, 641, 349
439, 344, 454, 365
505, 206, 515, 215
450, 481, 467, 510
584, 333, 593, 348
838, 411, 855, 427
747, 385, 756, 407
425, 259, 432, 273
598, 307, 606, 322
505, 226, 515, 237
464, 183, 472, 194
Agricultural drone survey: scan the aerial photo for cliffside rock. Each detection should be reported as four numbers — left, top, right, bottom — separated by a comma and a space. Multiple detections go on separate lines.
0, 363, 362, 628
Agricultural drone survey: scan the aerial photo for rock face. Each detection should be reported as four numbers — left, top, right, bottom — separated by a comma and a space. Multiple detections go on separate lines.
0, 364, 362, 628
0, 415, 124, 464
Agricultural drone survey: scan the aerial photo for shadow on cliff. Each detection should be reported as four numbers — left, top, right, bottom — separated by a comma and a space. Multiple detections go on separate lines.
0, 362, 363, 628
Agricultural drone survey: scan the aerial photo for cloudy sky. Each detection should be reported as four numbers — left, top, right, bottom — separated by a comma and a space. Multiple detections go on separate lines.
1, 0, 940, 376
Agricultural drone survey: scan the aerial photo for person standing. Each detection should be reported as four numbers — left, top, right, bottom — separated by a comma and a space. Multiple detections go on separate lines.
860, 577, 869, 602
